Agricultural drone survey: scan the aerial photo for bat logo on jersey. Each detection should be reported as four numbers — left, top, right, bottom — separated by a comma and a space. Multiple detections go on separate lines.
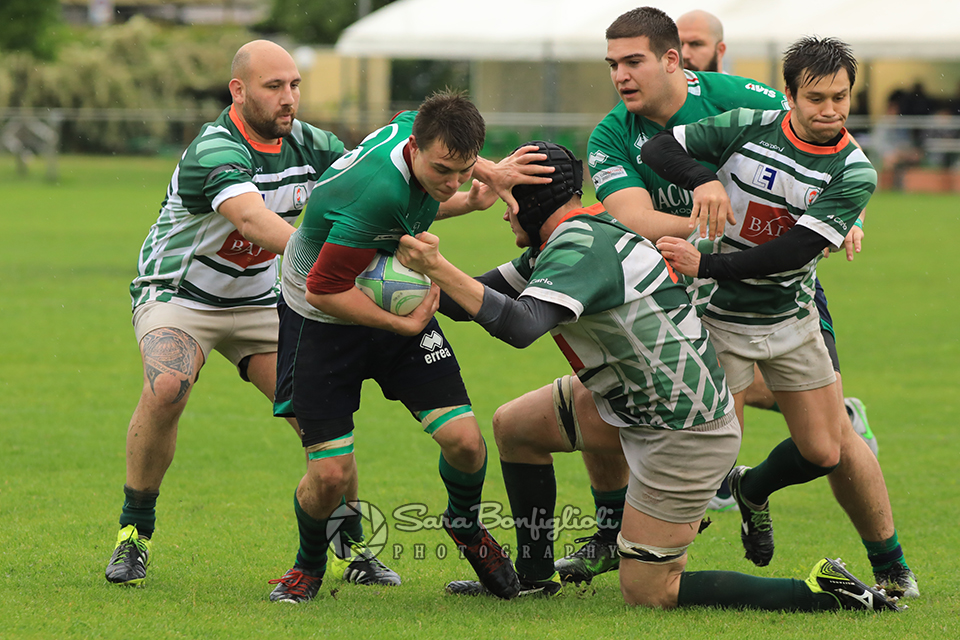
804, 187, 821, 207
420, 330, 452, 364
741, 201, 795, 244
753, 166, 778, 191
216, 230, 277, 268
293, 185, 308, 210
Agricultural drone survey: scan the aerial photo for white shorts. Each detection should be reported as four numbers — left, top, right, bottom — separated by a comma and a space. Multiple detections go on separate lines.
133, 301, 279, 367
704, 315, 837, 395
620, 412, 741, 524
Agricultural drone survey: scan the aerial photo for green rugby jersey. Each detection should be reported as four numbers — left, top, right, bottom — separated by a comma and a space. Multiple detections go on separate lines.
499, 204, 732, 431
130, 106, 344, 311
282, 111, 441, 323
588, 71, 789, 217
673, 108, 876, 332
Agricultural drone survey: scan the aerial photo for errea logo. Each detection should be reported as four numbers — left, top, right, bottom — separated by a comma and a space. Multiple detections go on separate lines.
420, 330, 452, 364
588, 151, 608, 168
420, 331, 444, 351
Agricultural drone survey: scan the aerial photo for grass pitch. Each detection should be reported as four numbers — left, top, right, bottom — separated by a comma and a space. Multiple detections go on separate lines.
0, 155, 958, 639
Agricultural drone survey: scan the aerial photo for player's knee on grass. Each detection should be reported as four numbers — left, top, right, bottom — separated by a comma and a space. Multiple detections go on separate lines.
618, 534, 689, 609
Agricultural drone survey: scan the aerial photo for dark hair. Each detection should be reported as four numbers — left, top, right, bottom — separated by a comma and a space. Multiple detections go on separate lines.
412, 90, 485, 160
782, 36, 858, 96
605, 6, 681, 59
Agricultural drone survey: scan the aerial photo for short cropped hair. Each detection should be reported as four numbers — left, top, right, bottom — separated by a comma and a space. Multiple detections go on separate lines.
605, 6, 681, 59
412, 90, 485, 161
782, 36, 858, 96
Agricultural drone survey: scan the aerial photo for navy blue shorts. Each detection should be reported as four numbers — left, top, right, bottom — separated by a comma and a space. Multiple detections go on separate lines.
814, 278, 840, 373
274, 297, 470, 447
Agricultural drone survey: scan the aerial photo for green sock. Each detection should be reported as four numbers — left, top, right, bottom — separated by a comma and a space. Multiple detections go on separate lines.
501, 460, 556, 581
119, 484, 159, 539
439, 450, 487, 537
864, 531, 909, 572
591, 486, 625, 540
294, 494, 329, 574
678, 570, 837, 611
741, 438, 837, 506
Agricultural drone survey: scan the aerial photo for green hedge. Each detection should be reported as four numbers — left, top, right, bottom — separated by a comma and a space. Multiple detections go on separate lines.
0, 17, 252, 153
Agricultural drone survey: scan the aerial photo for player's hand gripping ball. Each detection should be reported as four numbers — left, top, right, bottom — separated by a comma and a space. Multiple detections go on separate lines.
356, 252, 431, 316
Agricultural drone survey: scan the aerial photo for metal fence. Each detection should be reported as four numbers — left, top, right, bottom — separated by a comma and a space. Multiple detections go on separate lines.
4, 108, 960, 182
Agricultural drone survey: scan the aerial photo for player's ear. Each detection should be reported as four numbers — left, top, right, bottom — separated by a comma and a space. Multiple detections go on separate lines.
663, 47, 682, 72
784, 86, 797, 110
229, 78, 245, 104
408, 135, 419, 154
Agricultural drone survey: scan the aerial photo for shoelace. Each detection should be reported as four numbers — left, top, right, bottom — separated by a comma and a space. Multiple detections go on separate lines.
749, 509, 772, 532
569, 534, 614, 559
268, 571, 318, 597
111, 538, 147, 565
470, 530, 509, 572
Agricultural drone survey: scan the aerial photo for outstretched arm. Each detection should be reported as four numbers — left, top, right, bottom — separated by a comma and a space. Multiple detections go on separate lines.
397, 232, 570, 347
640, 130, 736, 240
656, 225, 832, 279
472, 145, 555, 215
217, 191, 296, 255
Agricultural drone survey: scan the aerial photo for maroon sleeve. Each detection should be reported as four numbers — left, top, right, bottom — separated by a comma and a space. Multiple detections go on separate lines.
305, 243, 378, 295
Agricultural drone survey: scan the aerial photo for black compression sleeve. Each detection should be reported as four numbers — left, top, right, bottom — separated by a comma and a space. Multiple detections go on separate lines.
640, 130, 719, 190
439, 268, 518, 321
472, 288, 572, 348
699, 226, 832, 280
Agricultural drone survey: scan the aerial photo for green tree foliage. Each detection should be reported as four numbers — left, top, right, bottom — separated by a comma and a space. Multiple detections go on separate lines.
0, 0, 62, 60
258, 0, 397, 44
0, 17, 252, 153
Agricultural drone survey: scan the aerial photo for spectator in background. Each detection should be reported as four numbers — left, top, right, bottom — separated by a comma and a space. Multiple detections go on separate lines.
874, 96, 922, 190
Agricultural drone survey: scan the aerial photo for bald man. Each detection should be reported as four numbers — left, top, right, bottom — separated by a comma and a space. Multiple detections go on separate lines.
677, 10, 726, 72
106, 40, 365, 588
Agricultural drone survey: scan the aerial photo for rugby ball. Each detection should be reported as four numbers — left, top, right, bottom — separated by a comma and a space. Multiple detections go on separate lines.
356, 252, 431, 316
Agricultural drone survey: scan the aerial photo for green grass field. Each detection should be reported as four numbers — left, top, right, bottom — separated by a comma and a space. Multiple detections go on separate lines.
1, 155, 958, 639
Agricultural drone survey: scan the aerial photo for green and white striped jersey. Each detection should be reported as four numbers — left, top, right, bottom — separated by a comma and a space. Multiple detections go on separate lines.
130, 105, 345, 311
588, 71, 789, 217
673, 108, 876, 333
282, 111, 441, 324
587, 72, 788, 309
499, 204, 732, 431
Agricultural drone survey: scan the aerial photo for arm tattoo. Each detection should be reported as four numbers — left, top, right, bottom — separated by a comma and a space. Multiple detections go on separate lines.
141, 328, 200, 404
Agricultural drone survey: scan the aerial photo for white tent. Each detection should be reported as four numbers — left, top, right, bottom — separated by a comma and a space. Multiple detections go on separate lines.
337, 0, 960, 61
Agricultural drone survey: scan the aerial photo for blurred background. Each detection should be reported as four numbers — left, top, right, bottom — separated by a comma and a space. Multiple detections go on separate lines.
3, 0, 960, 192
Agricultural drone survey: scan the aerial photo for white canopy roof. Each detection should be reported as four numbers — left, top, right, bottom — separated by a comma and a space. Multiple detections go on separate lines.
337, 0, 960, 61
